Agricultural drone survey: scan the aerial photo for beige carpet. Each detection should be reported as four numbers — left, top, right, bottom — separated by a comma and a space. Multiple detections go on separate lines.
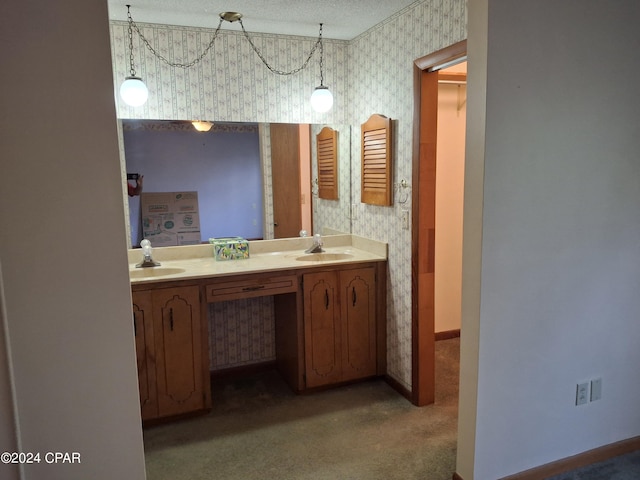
143, 338, 459, 480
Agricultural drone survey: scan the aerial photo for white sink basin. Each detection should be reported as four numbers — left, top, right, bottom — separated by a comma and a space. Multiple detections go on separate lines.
295, 252, 354, 262
129, 267, 186, 279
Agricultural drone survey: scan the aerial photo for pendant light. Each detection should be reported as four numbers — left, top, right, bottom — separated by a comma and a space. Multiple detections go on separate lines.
310, 24, 333, 113
121, 7, 333, 111
120, 5, 148, 107
120, 77, 148, 107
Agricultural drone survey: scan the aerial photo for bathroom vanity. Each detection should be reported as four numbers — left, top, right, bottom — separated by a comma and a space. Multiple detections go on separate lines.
129, 235, 387, 423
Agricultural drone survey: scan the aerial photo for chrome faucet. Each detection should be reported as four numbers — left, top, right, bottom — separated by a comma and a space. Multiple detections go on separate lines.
136, 239, 161, 268
304, 233, 324, 254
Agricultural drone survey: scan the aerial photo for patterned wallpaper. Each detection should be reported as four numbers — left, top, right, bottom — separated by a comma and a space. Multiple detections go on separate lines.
311, 124, 353, 236
258, 125, 274, 241
110, 21, 348, 125
348, 0, 467, 389
209, 297, 275, 370
122, 120, 259, 133
111, 0, 467, 386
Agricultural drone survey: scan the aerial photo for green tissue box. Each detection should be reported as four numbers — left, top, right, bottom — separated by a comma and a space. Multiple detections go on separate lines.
209, 237, 250, 261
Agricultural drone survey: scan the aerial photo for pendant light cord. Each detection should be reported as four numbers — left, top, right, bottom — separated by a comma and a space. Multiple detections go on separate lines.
128, 7, 224, 69
126, 5, 137, 76
318, 24, 325, 86
237, 20, 323, 76
126, 6, 324, 75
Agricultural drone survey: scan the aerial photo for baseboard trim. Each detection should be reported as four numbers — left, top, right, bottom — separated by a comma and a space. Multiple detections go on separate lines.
384, 374, 412, 402
143, 407, 211, 428
209, 360, 277, 381
436, 329, 460, 341
499, 435, 640, 480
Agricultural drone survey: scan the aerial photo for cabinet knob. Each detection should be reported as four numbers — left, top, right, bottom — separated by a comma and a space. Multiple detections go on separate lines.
352, 287, 357, 306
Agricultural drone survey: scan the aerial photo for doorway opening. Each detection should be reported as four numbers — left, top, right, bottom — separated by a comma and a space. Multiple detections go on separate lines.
270, 123, 313, 239
411, 40, 467, 406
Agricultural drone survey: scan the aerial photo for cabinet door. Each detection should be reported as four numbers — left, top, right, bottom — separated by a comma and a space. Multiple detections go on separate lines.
303, 271, 342, 388
132, 291, 158, 420
340, 267, 377, 382
152, 286, 205, 418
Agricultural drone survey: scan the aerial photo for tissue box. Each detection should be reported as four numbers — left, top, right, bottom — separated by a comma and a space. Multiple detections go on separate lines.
209, 237, 250, 261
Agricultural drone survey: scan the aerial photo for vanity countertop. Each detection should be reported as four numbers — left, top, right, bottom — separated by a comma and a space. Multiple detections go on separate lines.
128, 234, 387, 285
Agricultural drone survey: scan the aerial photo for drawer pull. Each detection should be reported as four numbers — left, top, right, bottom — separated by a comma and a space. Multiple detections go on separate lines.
242, 285, 266, 292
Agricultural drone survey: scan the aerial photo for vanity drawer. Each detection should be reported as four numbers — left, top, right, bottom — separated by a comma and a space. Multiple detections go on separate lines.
205, 274, 298, 302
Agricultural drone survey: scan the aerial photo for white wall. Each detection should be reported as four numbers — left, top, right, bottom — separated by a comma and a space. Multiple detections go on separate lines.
0, 1, 146, 479
458, 1, 640, 478
0, 270, 18, 479
435, 82, 466, 333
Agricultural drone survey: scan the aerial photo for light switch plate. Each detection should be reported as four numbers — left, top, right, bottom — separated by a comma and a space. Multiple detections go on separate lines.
402, 209, 410, 230
590, 378, 602, 402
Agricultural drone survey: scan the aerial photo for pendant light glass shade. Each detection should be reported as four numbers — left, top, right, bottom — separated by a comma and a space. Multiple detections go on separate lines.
310, 86, 333, 113
120, 76, 148, 107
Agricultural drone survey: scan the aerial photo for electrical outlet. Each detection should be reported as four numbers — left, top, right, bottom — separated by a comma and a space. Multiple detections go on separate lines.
590, 378, 602, 402
576, 382, 589, 406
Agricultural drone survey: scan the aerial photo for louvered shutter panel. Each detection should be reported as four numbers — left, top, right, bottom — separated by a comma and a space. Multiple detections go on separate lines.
361, 114, 392, 206
316, 127, 338, 200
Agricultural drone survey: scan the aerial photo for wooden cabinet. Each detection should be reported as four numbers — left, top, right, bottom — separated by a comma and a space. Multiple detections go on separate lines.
131, 258, 386, 411
339, 268, 378, 382
303, 271, 341, 387
132, 291, 157, 420
303, 267, 377, 388
132, 285, 211, 422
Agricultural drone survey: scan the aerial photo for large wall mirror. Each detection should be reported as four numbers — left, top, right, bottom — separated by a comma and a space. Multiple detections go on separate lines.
120, 120, 352, 248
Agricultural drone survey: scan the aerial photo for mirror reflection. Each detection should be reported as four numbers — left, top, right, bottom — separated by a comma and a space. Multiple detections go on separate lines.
121, 120, 352, 248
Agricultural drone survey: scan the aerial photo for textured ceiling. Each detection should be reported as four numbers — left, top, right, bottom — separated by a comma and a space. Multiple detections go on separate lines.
107, 0, 419, 40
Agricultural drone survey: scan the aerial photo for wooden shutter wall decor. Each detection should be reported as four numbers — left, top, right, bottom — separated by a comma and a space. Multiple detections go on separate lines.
361, 114, 392, 206
316, 126, 339, 200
